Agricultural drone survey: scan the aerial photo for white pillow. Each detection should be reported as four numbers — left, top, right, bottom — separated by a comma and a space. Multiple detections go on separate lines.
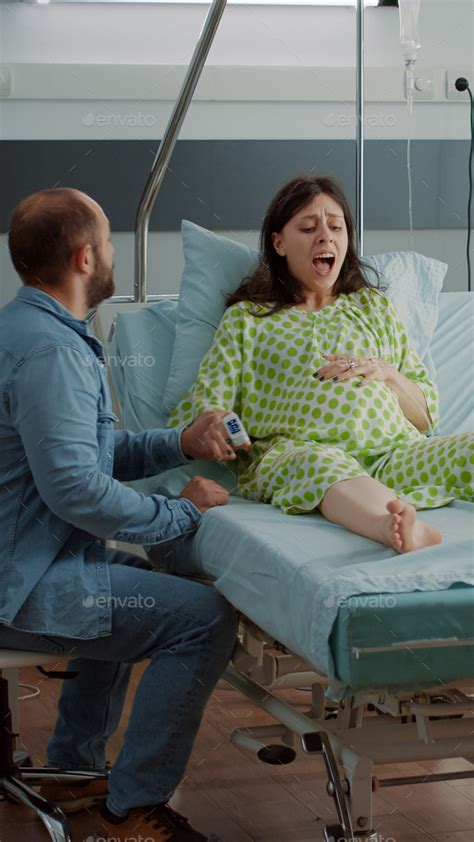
364, 251, 447, 361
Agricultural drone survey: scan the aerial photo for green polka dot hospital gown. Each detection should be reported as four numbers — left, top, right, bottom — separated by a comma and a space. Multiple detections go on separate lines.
169, 289, 473, 514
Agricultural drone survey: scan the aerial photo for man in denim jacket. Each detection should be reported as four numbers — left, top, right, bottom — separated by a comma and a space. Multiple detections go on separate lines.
0, 188, 238, 842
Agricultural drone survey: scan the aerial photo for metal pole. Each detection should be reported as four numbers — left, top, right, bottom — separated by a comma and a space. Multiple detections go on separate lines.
356, 0, 364, 255
134, 0, 227, 303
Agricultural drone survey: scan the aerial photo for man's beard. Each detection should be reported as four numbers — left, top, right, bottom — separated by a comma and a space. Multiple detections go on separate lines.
86, 252, 116, 310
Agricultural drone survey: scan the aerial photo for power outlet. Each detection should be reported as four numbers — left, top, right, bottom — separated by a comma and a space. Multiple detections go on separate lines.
405, 68, 434, 101
446, 70, 472, 100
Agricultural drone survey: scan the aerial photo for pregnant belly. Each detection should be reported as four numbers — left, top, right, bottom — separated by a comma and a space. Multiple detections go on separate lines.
307, 379, 410, 451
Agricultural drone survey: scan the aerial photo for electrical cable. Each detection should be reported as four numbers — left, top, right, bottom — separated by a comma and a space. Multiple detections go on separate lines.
467, 86, 473, 293
455, 77, 473, 292
18, 683, 41, 701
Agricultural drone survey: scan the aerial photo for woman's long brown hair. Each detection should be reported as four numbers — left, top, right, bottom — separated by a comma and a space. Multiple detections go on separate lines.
227, 174, 381, 316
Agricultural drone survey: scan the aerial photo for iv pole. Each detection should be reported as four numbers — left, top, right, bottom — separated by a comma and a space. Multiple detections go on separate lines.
129, 0, 365, 301
356, 0, 364, 255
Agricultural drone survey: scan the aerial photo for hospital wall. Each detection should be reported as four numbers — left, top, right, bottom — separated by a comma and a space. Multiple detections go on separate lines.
0, 0, 472, 306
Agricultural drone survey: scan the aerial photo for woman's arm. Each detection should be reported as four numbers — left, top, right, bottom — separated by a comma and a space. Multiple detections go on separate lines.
384, 366, 432, 433
168, 304, 244, 429
383, 297, 440, 434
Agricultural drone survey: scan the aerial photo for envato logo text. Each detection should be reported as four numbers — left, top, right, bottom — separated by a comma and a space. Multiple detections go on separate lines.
83, 594, 156, 609
323, 112, 397, 128
84, 835, 155, 842
82, 354, 155, 369
331, 837, 396, 842
108, 354, 156, 369
324, 594, 397, 609
82, 112, 157, 128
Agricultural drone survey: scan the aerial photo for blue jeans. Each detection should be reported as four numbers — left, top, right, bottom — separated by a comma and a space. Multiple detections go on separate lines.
0, 550, 237, 816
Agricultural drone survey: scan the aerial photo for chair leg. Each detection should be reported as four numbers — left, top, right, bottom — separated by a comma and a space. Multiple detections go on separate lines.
3, 668, 20, 737
1, 674, 108, 838
21, 767, 109, 785
0, 676, 16, 777
2, 775, 72, 842
14, 750, 32, 766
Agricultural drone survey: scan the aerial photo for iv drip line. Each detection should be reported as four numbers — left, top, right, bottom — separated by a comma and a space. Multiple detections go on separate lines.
407, 134, 414, 252
405, 60, 415, 116
399, 0, 422, 252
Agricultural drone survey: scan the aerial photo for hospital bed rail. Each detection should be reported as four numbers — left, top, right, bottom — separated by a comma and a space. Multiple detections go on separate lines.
135, 0, 227, 303
108, 0, 367, 305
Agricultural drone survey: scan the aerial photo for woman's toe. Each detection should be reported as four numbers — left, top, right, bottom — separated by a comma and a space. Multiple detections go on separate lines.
386, 498, 404, 515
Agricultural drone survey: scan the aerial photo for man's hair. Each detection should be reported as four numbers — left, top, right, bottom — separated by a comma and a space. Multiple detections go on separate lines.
8, 188, 99, 287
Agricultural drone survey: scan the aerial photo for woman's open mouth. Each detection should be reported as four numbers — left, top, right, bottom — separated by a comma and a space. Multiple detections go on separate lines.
312, 253, 336, 276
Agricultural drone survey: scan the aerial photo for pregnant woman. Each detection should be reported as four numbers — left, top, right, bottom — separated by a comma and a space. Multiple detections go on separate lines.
169, 175, 473, 553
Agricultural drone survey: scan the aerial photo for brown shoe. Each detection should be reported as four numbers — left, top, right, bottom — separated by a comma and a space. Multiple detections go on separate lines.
89, 801, 221, 841
38, 778, 108, 813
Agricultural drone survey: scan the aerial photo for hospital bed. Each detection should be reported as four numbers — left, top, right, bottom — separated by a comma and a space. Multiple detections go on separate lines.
92, 286, 474, 842
88, 3, 473, 836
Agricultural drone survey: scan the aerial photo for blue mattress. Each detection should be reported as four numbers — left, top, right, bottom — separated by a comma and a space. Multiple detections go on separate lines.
149, 496, 474, 698
331, 584, 474, 692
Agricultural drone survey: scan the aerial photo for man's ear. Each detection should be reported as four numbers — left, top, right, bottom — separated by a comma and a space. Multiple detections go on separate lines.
271, 232, 286, 257
74, 243, 94, 275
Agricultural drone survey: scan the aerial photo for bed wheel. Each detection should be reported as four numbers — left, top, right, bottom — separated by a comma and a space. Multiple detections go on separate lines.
430, 694, 464, 720
256, 744, 296, 765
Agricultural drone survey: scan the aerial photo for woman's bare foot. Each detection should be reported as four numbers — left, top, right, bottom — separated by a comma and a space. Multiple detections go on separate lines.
384, 499, 442, 553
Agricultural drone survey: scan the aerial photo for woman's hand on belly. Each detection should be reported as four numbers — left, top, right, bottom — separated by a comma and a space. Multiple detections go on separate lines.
315, 353, 394, 386
314, 354, 431, 433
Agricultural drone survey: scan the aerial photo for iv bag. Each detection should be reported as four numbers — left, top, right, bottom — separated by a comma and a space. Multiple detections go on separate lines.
399, 0, 422, 64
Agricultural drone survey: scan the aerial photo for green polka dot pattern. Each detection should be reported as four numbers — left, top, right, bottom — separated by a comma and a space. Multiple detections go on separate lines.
169, 289, 473, 513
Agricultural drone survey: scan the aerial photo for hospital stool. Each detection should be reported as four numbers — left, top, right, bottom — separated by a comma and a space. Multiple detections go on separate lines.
0, 649, 108, 842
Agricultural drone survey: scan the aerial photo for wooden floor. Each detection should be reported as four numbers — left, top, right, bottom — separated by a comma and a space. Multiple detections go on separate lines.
1, 664, 473, 842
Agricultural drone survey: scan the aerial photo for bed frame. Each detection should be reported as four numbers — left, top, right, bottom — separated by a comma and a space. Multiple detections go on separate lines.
224, 626, 474, 841
93, 301, 474, 842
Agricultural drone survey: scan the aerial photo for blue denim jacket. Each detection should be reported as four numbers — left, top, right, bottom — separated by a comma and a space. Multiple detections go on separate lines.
0, 287, 201, 639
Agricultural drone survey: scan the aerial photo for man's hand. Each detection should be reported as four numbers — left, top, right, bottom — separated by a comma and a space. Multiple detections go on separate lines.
180, 410, 251, 462
179, 476, 230, 513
